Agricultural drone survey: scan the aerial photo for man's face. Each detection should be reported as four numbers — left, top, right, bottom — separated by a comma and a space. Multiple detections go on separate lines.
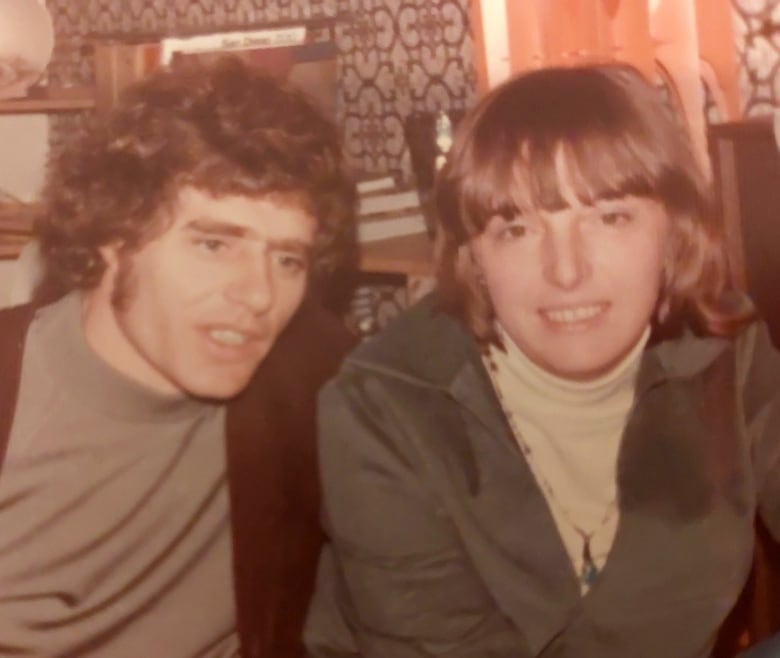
83, 186, 316, 399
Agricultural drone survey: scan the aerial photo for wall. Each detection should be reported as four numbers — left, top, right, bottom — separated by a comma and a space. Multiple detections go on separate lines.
37, 0, 780, 173
28, 0, 780, 171
1, 1, 780, 309
0, 113, 48, 308
46, 0, 474, 176
735, 0, 780, 117
0, 114, 48, 203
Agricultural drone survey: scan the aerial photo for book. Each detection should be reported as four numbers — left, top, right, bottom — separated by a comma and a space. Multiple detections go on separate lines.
356, 175, 396, 196
357, 212, 427, 243
359, 188, 420, 217
160, 26, 307, 65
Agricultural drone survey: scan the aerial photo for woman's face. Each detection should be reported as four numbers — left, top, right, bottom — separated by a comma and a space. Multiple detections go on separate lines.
470, 180, 670, 381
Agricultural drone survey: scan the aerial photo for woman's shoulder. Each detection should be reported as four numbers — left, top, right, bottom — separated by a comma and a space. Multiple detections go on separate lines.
732, 321, 780, 412
341, 293, 479, 387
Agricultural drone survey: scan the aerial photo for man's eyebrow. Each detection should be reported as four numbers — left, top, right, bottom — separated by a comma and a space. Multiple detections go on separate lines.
184, 218, 313, 254
184, 218, 249, 238
268, 238, 313, 257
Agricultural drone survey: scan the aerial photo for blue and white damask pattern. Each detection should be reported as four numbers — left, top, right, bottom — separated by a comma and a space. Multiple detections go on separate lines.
336, 0, 473, 173
41, 0, 780, 332
46, 0, 473, 176
44, 0, 780, 173
734, 0, 780, 116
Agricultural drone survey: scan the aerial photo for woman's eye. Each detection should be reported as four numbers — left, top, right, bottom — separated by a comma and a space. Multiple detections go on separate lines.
499, 224, 528, 240
600, 210, 632, 226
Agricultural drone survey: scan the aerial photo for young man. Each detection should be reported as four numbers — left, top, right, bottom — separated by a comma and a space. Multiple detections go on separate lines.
0, 57, 356, 657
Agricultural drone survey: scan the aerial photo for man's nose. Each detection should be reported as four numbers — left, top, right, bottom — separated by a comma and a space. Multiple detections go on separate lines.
542, 222, 590, 290
225, 256, 273, 314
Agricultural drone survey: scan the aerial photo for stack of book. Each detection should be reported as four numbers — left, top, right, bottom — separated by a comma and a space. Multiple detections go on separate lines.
356, 175, 427, 243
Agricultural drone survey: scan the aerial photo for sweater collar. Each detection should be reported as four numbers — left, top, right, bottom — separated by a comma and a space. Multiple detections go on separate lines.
349, 294, 730, 438
351, 295, 730, 394
34, 293, 213, 422
486, 324, 650, 409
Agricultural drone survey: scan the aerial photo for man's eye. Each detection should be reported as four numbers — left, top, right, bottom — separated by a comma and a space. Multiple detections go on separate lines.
196, 238, 228, 253
275, 252, 307, 274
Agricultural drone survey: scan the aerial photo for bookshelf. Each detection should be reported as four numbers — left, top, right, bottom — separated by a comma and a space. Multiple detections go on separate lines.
0, 18, 431, 281
0, 85, 95, 114
0, 19, 339, 259
358, 232, 433, 277
0, 203, 37, 260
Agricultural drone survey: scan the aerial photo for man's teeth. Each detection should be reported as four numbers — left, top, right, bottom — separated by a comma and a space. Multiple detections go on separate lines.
544, 305, 603, 323
209, 329, 248, 345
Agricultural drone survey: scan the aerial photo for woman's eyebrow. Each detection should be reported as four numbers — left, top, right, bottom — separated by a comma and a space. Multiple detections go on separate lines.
491, 202, 521, 220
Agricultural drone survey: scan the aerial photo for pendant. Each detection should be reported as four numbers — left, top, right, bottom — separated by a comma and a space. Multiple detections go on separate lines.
580, 539, 599, 586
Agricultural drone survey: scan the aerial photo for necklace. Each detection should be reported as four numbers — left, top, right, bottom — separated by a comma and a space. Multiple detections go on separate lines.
483, 350, 618, 588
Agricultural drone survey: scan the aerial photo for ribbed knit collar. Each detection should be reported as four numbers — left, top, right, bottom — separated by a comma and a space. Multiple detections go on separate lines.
32, 293, 215, 422
486, 325, 651, 412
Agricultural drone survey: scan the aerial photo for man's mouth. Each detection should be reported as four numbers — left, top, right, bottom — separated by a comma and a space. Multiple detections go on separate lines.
208, 328, 252, 346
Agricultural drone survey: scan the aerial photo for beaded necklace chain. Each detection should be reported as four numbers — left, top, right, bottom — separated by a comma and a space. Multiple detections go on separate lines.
484, 351, 618, 588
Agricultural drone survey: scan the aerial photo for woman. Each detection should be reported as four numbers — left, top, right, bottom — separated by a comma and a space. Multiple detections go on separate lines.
305, 64, 780, 657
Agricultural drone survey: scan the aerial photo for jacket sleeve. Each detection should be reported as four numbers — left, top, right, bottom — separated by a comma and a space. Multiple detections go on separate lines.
741, 324, 780, 539
304, 367, 530, 658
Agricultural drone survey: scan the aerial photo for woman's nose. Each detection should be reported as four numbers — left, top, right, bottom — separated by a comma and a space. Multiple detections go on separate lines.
543, 221, 590, 290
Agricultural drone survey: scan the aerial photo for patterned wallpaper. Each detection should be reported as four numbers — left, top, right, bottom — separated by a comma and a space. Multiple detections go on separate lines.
40, 0, 780, 330
734, 0, 780, 116
43, 0, 780, 173
45, 0, 475, 176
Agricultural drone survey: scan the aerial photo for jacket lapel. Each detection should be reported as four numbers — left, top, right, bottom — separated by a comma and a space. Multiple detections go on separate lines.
0, 303, 36, 468
445, 344, 583, 654
225, 298, 355, 658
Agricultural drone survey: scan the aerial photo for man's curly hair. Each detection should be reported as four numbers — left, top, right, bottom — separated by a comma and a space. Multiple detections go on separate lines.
35, 56, 356, 298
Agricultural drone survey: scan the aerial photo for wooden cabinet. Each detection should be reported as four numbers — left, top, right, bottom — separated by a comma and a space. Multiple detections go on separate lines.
709, 118, 780, 654
709, 118, 780, 347
0, 85, 94, 114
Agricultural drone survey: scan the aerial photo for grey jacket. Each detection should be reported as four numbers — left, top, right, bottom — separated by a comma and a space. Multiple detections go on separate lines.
305, 296, 780, 658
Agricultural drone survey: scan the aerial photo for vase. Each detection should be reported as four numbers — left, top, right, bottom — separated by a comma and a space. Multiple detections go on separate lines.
0, 0, 54, 99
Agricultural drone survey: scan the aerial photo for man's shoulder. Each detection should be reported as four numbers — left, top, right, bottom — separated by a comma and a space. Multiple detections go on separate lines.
226, 298, 354, 438
0, 302, 37, 348
244, 298, 356, 399
0, 303, 39, 449
0, 301, 37, 325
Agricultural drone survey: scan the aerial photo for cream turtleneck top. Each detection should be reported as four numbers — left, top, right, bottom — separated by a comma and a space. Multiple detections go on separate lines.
484, 326, 650, 593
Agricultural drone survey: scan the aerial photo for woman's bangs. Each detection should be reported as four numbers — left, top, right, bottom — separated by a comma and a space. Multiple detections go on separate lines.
457, 138, 528, 236
458, 131, 661, 234
555, 133, 659, 205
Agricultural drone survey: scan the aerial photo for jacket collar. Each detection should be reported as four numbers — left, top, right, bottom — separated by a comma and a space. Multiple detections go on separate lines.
350, 294, 730, 433
349, 296, 739, 652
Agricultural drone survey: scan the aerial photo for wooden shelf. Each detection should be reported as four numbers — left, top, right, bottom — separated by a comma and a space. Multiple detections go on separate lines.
358, 232, 434, 277
0, 203, 37, 260
0, 86, 95, 114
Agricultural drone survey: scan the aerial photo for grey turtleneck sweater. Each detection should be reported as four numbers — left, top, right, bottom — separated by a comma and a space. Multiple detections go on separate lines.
1, 293, 238, 657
